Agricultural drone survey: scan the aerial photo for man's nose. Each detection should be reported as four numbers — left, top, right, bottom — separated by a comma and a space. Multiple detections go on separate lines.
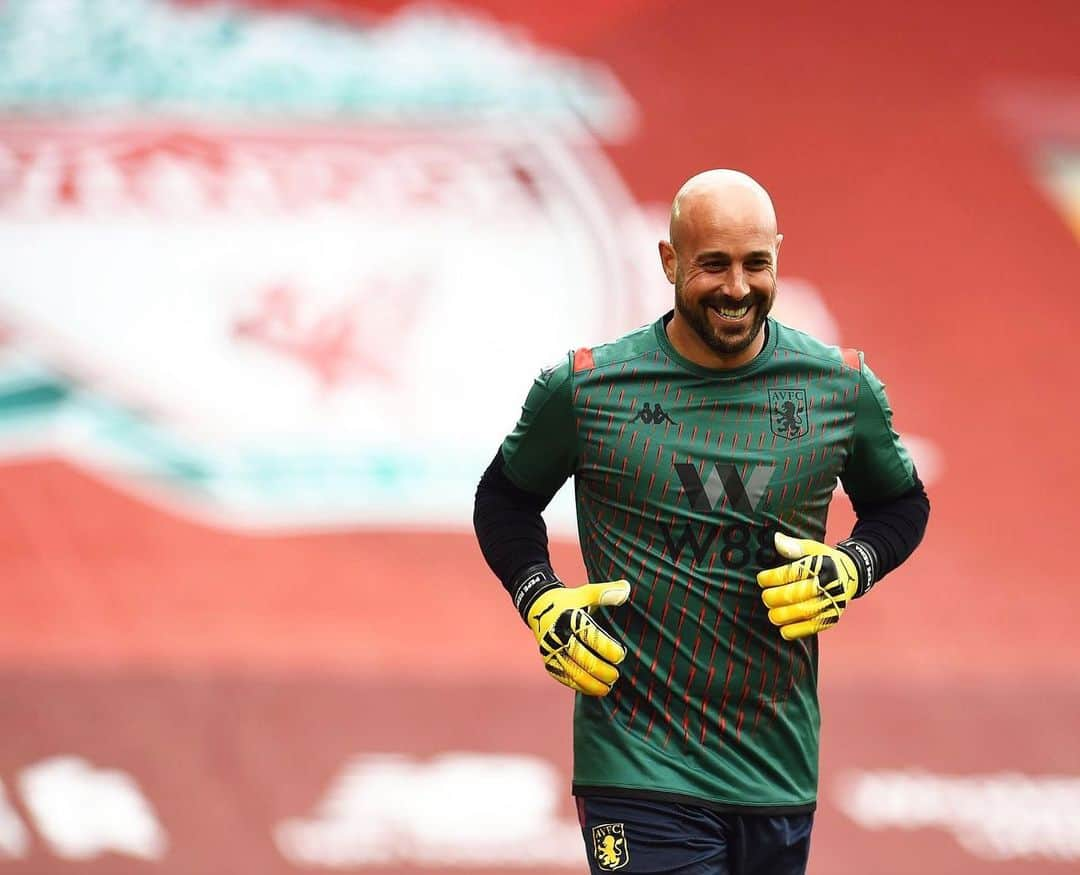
726, 266, 750, 299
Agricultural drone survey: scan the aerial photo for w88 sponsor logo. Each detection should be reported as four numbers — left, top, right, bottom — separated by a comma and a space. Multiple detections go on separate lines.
664, 460, 781, 569
658, 520, 780, 570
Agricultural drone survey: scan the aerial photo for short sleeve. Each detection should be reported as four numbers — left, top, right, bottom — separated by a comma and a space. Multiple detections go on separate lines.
840, 355, 916, 504
499, 354, 577, 498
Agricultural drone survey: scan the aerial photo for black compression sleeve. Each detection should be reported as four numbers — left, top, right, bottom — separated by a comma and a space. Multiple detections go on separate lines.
473, 449, 559, 598
842, 471, 930, 597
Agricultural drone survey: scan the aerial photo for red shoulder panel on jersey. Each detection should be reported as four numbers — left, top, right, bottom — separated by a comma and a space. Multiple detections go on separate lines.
573, 347, 595, 372
841, 348, 861, 371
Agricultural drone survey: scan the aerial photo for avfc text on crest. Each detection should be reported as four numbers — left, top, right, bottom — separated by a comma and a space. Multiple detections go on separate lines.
591, 822, 629, 871
768, 388, 810, 440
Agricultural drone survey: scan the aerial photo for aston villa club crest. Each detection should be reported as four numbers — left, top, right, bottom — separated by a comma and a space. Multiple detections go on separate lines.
769, 388, 809, 440
592, 822, 629, 871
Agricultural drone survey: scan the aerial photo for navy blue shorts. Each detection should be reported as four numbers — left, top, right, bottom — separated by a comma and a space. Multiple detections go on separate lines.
576, 795, 813, 875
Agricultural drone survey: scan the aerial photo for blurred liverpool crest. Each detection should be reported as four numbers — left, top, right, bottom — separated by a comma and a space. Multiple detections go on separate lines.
0, 0, 656, 534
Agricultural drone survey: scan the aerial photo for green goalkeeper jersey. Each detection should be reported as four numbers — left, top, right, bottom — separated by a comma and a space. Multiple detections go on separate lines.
500, 313, 915, 812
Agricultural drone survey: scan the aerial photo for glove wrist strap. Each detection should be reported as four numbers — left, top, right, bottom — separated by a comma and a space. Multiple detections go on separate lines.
837, 539, 879, 598
511, 564, 563, 623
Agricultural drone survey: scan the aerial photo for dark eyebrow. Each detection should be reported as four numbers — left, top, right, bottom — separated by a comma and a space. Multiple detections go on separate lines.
696, 249, 773, 262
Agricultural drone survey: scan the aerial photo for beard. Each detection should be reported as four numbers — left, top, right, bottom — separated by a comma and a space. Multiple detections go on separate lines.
674, 280, 774, 357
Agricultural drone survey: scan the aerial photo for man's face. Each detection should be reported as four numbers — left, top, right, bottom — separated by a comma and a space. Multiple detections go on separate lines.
666, 213, 780, 359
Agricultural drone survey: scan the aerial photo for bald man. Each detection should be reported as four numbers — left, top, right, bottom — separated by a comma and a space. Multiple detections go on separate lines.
475, 170, 929, 874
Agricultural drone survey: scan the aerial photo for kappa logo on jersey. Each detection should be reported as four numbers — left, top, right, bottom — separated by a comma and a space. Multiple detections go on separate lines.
674, 463, 775, 515
591, 823, 629, 871
630, 402, 677, 425
769, 389, 810, 439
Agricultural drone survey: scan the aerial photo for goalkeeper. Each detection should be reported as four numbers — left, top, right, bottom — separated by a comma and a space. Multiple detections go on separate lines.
473, 169, 929, 875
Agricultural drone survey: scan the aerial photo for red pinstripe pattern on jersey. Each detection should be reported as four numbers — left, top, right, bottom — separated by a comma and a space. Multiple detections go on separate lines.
661, 568, 694, 748
610, 530, 655, 718
793, 642, 810, 690
751, 642, 770, 732
699, 569, 731, 744
733, 599, 758, 741
768, 649, 783, 727
783, 589, 801, 698
578, 491, 605, 588
681, 549, 716, 746
625, 478, 671, 716
643, 564, 681, 743
616, 455, 630, 523
584, 388, 595, 446
717, 601, 742, 741
625, 558, 663, 733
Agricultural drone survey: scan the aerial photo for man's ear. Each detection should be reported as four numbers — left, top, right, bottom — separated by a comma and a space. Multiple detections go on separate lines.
775, 233, 784, 255
658, 240, 677, 284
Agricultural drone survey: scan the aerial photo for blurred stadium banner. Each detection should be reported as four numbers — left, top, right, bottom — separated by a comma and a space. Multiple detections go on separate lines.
0, 0, 1078, 873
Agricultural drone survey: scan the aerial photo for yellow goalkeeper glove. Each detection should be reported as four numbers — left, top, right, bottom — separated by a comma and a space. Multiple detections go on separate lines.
513, 566, 630, 696
756, 533, 876, 640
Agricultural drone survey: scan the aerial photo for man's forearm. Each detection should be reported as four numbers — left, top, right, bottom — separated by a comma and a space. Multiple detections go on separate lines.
842, 472, 930, 597
473, 450, 557, 599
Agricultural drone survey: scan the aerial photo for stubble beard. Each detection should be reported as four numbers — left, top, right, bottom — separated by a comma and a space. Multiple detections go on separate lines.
674, 279, 774, 358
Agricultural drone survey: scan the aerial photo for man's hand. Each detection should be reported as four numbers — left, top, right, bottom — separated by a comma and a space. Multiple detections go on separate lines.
525, 580, 630, 696
756, 534, 860, 640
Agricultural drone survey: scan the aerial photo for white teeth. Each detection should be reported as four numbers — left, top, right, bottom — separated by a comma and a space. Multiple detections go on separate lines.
715, 304, 750, 319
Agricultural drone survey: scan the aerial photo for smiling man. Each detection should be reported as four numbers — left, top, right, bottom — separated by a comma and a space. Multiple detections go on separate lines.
474, 170, 930, 874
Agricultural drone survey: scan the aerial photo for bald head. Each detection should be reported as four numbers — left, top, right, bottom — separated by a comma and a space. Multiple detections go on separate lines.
669, 170, 777, 251
658, 170, 782, 369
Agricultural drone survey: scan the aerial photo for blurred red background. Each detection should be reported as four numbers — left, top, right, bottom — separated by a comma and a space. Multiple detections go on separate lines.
0, 0, 1078, 872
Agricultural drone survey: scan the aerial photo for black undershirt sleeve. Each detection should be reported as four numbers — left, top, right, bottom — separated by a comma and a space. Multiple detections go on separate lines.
844, 471, 930, 597
473, 449, 558, 597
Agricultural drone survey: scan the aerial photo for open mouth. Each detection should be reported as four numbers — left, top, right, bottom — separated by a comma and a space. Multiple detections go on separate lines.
709, 303, 752, 321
